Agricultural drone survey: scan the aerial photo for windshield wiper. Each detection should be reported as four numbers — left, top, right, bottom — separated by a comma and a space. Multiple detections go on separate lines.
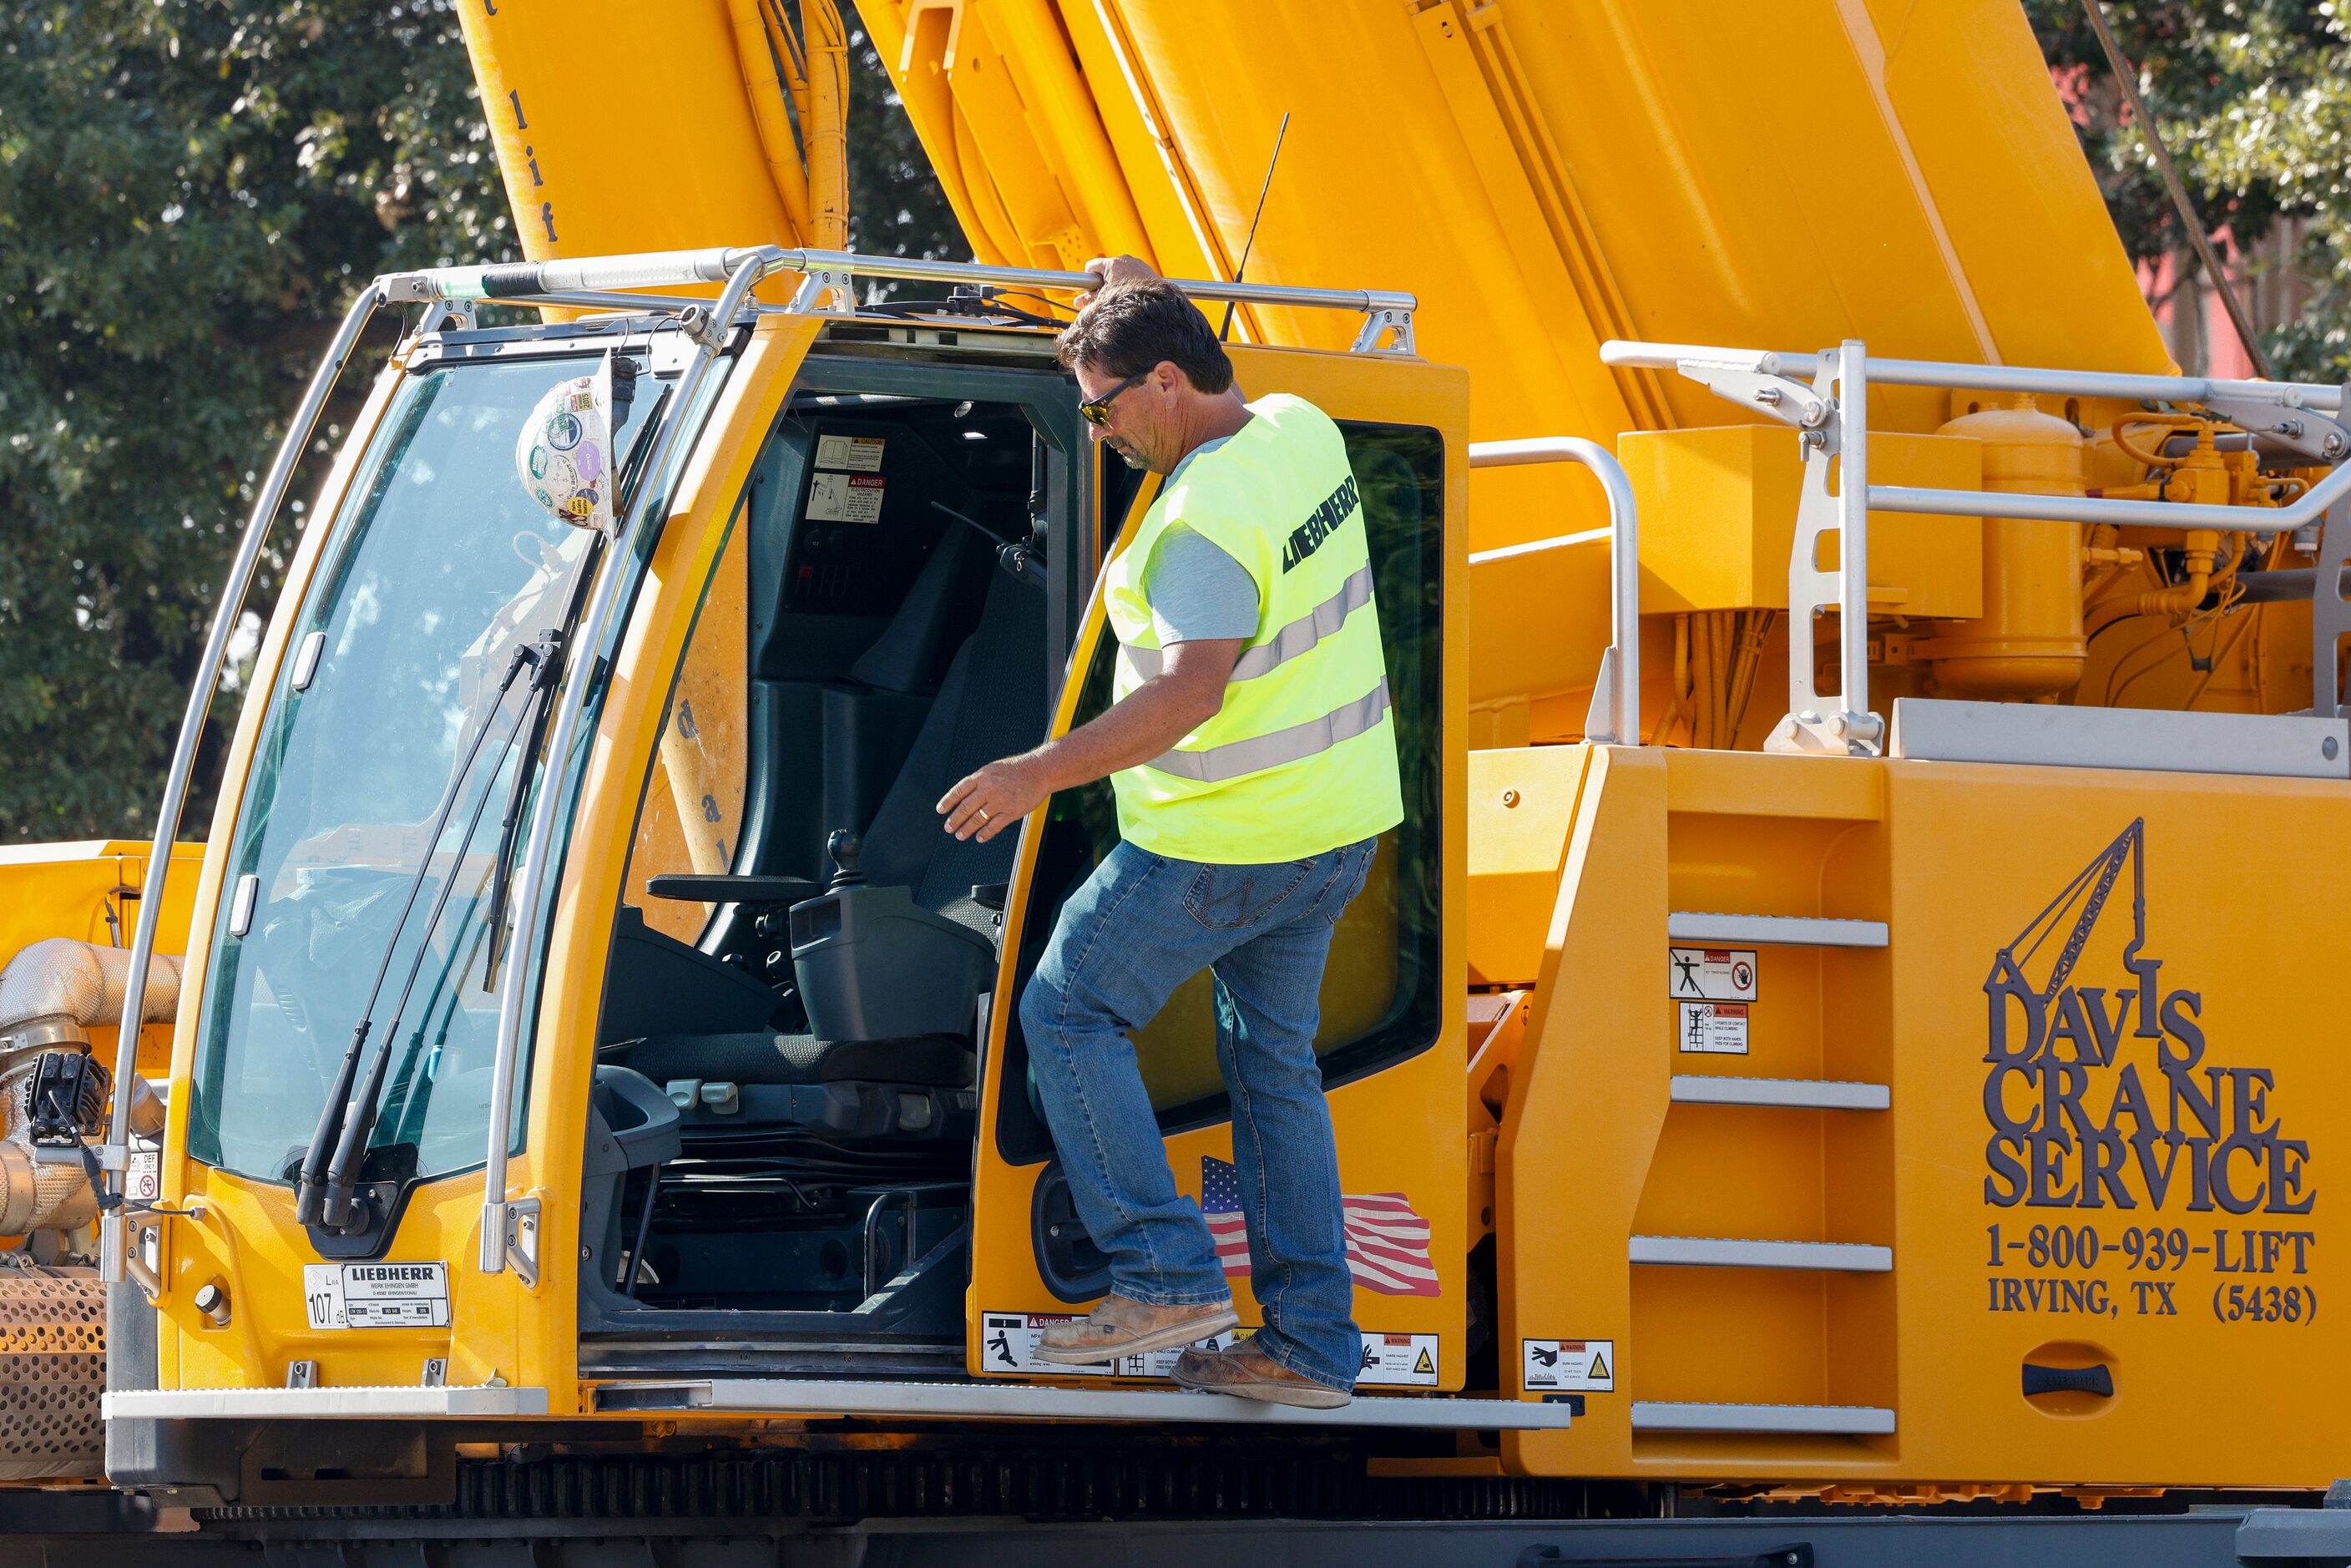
294, 630, 561, 1229
296, 358, 665, 1233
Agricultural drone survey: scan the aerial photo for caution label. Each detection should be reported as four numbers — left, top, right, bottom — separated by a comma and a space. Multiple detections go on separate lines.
814, 433, 887, 472
807, 472, 886, 524
1677, 999, 1749, 1055
1522, 1338, 1613, 1392
979, 1311, 1238, 1378
1358, 1332, 1440, 1387
303, 1262, 449, 1330
1669, 947, 1757, 1001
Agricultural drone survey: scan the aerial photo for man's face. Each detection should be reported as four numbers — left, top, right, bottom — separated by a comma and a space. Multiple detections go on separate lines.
1074, 360, 1174, 474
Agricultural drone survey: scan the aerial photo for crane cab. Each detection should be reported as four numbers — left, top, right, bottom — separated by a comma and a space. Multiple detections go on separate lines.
114, 255, 1531, 1503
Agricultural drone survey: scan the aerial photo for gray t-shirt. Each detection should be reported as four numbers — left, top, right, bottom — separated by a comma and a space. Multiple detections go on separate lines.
1141, 434, 1260, 645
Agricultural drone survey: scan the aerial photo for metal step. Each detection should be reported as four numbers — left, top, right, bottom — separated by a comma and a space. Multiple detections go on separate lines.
1631, 1400, 1895, 1435
1630, 1236, 1893, 1272
1667, 912, 1888, 948
1670, 1075, 1890, 1111
592, 1378, 1579, 1429
105, 1384, 549, 1419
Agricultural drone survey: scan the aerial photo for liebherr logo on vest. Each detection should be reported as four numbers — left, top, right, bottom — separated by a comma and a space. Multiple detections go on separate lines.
1982, 819, 2314, 1215
1281, 475, 1361, 573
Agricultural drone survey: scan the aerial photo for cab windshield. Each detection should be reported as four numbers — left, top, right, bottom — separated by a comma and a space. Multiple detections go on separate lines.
189, 351, 657, 1186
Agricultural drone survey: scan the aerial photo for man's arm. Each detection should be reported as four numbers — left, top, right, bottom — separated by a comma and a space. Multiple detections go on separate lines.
936, 637, 1241, 842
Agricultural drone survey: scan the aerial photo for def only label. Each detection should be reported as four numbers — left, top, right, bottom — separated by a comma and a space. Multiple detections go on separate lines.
1979, 822, 2318, 1328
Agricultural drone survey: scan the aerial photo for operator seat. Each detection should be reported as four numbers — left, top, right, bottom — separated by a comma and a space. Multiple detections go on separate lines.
623, 561, 1047, 1118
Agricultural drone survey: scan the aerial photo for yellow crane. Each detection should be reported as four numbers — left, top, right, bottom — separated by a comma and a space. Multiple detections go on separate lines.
0, 0, 2343, 1553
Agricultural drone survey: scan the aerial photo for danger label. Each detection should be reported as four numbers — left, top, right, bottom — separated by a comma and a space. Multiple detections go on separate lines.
1669, 947, 1757, 1001
1358, 1332, 1439, 1387
303, 1262, 449, 1330
813, 433, 887, 472
1677, 999, 1749, 1055
1522, 1338, 1613, 1392
979, 1311, 1238, 1378
806, 472, 885, 524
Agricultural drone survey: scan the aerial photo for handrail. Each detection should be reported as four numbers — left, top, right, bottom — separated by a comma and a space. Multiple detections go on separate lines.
98, 282, 391, 1282
1870, 465, 2351, 534
1468, 438, 1641, 746
1602, 338, 2344, 417
382, 245, 1418, 353
1602, 333, 2351, 747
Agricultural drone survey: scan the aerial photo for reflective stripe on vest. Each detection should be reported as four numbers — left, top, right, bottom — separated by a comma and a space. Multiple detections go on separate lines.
1119, 563, 1375, 685
1096, 393, 1403, 863
1145, 679, 1392, 783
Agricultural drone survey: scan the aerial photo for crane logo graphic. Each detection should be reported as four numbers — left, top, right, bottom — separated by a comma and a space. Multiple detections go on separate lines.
1981, 818, 2315, 1216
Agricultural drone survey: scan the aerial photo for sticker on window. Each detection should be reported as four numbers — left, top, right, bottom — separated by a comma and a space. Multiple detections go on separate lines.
303, 1262, 451, 1329
806, 472, 885, 524
814, 433, 887, 472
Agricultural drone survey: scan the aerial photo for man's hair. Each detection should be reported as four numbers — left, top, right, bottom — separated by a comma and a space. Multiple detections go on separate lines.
1055, 277, 1235, 395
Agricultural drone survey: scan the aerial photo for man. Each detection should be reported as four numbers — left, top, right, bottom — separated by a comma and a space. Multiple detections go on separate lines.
935, 256, 1402, 1408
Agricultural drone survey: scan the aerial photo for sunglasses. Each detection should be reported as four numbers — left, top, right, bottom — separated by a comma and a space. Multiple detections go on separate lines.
1079, 367, 1154, 427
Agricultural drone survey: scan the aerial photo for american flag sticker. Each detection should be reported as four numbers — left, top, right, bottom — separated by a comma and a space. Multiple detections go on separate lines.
1201, 1156, 1440, 1297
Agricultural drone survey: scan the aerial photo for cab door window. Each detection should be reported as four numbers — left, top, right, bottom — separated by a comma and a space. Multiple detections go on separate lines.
995, 421, 1445, 1158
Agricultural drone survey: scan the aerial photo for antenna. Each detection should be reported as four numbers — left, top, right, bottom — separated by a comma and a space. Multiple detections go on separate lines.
1219, 112, 1291, 344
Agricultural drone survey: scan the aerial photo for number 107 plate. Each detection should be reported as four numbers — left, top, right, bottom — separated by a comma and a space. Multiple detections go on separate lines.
303, 1262, 451, 1329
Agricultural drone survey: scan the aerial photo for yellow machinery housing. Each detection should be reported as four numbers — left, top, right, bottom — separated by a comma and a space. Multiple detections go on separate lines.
0, 0, 2346, 1530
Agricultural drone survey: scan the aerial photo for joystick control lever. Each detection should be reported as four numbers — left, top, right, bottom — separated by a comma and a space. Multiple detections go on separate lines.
826, 830, 867, 890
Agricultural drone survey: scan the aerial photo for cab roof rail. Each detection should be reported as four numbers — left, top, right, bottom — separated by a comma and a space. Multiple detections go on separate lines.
380, 245, 1418, 355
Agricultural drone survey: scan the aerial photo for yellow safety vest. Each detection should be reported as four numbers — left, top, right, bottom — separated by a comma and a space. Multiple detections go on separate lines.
1102, 394, 1403, 863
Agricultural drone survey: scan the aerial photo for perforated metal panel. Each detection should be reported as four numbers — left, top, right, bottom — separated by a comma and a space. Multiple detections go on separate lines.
0, 1261, 104, 1478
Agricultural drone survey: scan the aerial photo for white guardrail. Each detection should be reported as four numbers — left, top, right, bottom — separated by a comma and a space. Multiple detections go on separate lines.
1600, 338, 2351, 755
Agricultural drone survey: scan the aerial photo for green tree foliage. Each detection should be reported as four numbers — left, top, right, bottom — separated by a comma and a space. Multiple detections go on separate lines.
2025, 0, 2351, 377
0, 2, 508, 844
845, 23, 964, 266
0, 3, 961, 846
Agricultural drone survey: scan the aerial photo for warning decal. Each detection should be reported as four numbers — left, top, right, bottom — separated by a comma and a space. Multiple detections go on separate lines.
1677, 999, 1749, 1055
814, 433, 887, 472
807, 472, 885, 524
979, 1311, 1238, 1379
126, 1145, 161, 1206
1358, 1332, 1440, 1387
1669, 947, 1757, 1001
1522, 1338, 1614, 1392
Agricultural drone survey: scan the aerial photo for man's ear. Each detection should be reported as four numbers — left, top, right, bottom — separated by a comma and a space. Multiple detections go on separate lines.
1155, 361, 1184, 398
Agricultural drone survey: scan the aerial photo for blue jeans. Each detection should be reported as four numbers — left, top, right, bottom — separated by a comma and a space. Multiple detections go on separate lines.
1019, 836, 1378, 1393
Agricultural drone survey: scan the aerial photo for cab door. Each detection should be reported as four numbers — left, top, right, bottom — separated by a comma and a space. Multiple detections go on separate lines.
968, 347, 1471, 1392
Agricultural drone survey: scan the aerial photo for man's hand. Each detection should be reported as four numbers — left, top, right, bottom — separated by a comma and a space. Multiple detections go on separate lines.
938, 637, 1242, 842
938, 753, 1055, 843
1076, 254, 1160, 309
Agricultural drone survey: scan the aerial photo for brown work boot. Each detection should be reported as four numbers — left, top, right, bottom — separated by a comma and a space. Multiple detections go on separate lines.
1170, 1340, 1352, 1408
1031, 1294, 1240, 1365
